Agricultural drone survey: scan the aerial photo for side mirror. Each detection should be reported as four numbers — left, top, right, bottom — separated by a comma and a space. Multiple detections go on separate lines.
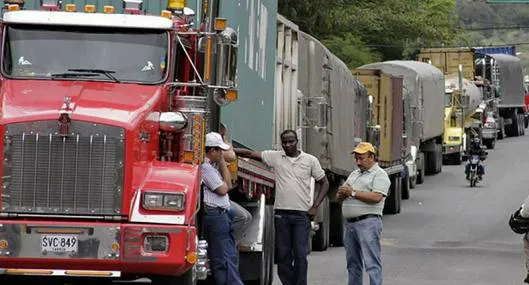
215, 27, 238, 89
160, 111, 188, 132
410, 145, 418, 161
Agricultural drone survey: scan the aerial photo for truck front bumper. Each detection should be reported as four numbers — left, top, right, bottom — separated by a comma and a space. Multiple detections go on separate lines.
0, 220, 207, 279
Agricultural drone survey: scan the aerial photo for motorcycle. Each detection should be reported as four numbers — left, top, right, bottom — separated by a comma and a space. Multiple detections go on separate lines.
468, 154, 481, 187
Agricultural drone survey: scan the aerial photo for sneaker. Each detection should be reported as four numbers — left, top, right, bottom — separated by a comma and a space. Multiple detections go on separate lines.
524, 272, 529, 284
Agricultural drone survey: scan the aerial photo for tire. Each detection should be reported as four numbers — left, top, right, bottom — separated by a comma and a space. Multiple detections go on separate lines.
401, 172, 410, 200
520, 114, 525, 136
329, 202, 344, 247
383, 175, 401, 215
416, 152, 425, 185
311, 197, 330, 251
409, 176, 416, 189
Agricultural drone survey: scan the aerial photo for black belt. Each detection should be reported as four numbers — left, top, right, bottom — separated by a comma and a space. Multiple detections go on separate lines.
204, 205, 229, 214
346, 214, 380, 223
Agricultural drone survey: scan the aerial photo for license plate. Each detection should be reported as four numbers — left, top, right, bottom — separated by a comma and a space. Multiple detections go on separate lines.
41, 235, 78, 254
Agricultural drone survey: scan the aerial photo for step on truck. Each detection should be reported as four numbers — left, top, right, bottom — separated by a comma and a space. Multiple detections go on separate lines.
0, 0, 244, 284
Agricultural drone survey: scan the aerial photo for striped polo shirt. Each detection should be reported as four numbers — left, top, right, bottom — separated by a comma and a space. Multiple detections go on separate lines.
201, 157, 230, 209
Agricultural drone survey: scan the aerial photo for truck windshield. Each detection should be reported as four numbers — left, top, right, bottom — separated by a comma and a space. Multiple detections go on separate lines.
2, 24, 169, 84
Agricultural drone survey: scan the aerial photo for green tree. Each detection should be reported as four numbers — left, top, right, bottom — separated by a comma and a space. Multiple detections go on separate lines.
279, 0, 464, 67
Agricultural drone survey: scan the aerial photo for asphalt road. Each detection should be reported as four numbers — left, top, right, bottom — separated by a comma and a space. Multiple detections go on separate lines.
4, 133, 529, 285
273, 133, 529, 285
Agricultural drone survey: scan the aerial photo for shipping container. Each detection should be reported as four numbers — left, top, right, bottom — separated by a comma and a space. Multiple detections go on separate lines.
417, 47, 475, 79
352, 69, 403, 166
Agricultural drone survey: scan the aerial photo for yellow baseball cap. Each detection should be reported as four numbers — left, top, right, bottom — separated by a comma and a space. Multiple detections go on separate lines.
352, 142, 376, 155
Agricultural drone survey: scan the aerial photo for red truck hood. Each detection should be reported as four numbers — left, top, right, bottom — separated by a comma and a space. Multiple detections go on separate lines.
0, 80, 164, 128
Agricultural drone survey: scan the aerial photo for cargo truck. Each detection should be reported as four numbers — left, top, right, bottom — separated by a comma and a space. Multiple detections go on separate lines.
417, 47, 526, 143
443, 70, 488, 163
0, 0, 245, 284
358, 61, 445, 184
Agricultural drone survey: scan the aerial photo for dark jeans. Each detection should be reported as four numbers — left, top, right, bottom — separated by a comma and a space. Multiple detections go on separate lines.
274, 209, 311, 285
204, 206, 244, 285
465, 163, 485, 175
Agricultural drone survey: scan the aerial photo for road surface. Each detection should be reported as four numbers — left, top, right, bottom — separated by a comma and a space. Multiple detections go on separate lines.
273, 134, 529, 285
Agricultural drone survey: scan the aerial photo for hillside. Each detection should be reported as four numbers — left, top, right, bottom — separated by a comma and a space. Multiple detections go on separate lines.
279, 0, 529, 74
457, 0, 529, 73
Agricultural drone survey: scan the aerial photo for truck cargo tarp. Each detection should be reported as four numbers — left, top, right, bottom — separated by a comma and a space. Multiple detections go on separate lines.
359, 61, 445, 146
488, 53, 525, 106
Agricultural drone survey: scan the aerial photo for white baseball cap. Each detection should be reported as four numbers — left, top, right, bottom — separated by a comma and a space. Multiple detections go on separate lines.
205, 132, 230, 150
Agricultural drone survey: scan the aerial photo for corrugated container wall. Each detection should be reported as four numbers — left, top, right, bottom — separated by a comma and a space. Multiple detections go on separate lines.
273, 15, 299, 150
215, 0, 278, 150
417, 48, 475, 79
187, 0, 278, 150
298, 31, 367, 176
352, 69, 403, 166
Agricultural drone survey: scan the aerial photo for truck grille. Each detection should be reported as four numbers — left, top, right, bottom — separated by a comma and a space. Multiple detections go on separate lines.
1, 121, 125, 216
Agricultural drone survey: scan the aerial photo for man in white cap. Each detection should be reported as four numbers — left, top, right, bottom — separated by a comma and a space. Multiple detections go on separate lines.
201, 132, 243, 285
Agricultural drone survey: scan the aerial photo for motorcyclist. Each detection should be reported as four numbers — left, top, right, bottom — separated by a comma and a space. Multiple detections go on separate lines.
465, 138, 487, 180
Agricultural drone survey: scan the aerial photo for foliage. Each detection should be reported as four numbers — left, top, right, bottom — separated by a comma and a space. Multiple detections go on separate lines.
279, 0, 463, 68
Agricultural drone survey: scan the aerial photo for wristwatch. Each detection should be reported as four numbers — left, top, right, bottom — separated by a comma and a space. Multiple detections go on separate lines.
350, 191, 356, 199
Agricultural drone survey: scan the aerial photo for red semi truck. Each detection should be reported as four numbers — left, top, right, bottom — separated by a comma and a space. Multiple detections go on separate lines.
0, 0, 278, 284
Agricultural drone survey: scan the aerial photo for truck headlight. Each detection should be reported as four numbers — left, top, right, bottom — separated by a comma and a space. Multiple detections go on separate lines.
142, 192, 185, 211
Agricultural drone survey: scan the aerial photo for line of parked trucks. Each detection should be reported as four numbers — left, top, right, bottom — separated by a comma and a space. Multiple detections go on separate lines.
0, 1, 527, 285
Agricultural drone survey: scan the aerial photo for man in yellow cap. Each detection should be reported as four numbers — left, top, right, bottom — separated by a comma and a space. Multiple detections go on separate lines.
336, 141, 391, 285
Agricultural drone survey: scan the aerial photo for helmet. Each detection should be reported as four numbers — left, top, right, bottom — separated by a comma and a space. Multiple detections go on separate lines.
509, 208, 529, 234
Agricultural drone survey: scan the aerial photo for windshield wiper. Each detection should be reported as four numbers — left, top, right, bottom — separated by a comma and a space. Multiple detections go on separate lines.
51, 72, 99, 79
68, 69, 120, 83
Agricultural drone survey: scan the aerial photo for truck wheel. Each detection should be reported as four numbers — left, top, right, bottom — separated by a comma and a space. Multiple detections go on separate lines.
518, 114, 525, 136
401, 173, 410, 200
329, 202, 344, 247
436, 144, 443, 173
416, 152, 425, 184
383, 175, 401, 215
312, 197, 330, 251
409, 176, 416, 189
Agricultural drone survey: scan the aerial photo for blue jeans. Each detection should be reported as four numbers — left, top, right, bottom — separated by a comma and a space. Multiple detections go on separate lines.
274, 209, 311, 285
343, 216, 383, 285
204, 206, 244, 285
